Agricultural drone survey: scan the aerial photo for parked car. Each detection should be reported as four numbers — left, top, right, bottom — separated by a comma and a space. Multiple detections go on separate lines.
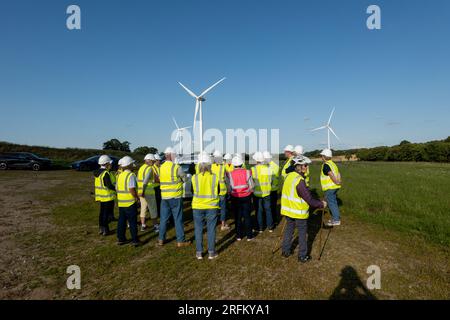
0, 152, 52, 171
71, 155, 120, 171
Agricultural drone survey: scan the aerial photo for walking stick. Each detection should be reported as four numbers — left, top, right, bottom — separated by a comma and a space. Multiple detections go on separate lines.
271, 216, 287, 254
314, 207, 332, 261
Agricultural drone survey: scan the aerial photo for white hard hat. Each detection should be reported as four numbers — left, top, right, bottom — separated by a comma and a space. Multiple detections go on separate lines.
262, 151, 272, 159
144, 153, 155, 161
213, 150, 222, 158
320, 149, 333, 157
292, 155, 311, 166
235, 153, 243, 159
198, 154, 212, 164
118, 158, 123, 166
232, 156, 243, 167
154, 153, 161, 160
294, 145, 304, 155
252, 151, 264, 162
284, 145, 294, 152
120, 156, 135, 167
164, 147, 175, 154
223, 153, 232, 160
98, 155, 113, 165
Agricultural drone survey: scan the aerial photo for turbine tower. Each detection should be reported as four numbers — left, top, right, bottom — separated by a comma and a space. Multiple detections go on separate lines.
311, 107, 341, 149
172, 117, 191, 155
178, 77, 226, 154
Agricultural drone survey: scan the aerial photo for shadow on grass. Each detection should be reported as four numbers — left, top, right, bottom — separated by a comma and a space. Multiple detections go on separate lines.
329, 266, 378, 300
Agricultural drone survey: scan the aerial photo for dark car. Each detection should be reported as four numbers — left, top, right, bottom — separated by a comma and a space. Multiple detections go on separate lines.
71, 155, 120, 171
0, 152, 52, 171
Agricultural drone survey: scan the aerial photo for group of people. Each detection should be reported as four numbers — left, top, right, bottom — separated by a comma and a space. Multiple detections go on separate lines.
93, 144, 342, 262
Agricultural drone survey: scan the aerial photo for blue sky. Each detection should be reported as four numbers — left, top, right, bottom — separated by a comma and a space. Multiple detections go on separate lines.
0, 0, 449, 152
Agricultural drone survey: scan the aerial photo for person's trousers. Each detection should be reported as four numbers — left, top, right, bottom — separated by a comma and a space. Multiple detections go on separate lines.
282, 216, 308, 258
99, 200, 114, 231
270, 191, 279, 224
256, 195, 273, 230
324, 189, 340, 222
154, 186, 161, 217
139, 193, 158, 219
159, 198, 185, 243
193, 209, 218, 253
218, 195, 227, 222
232, 195, 253, 239
117, 203, 139, 244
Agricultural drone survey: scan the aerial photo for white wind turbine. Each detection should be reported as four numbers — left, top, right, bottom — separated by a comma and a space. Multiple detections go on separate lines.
172, 117, 191, 155
178, 77, 226, 154
311, 107, 341, 149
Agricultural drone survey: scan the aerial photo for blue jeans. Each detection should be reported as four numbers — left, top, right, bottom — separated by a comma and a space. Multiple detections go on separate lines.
325, 189, 340, 222
256, 196, 273, 230
218, 195, 227, 222
117, 203, 139, 244
282, 217, 307, 258
159, 198, 185, 242
193, 209, 218, 253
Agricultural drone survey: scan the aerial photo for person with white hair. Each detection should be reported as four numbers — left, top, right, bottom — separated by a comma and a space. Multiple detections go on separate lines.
191, 154, 220, 260
226, 155, 255, 241
320, 149, 342, 226
157, 147, 191, 247
263, 151, 280, 224
212, 150, 230, 231
93, 155, 116, 236
281, 156, 327, 262
137, 154, 159, 232
116, 156, 141, 247
251, 152, 274, 233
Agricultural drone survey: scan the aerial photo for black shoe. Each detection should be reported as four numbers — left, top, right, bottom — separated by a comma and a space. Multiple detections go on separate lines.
117, 240, 130, 246
281, 251, 291, 258
132, 241, 142, 247
298, 255, 312, 263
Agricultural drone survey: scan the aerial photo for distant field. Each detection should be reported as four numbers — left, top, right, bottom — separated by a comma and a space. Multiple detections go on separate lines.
0, 162, 449, 299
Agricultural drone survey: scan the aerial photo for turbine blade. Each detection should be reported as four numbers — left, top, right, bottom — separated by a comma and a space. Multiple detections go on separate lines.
193, 100, 199, 130
172, 117, 179, 129
327, 107, 335, 125
178, 82, 198, 98
329, 127, 341, 141
311, 126, 327, 132
181, 126, 191, 130
199, 77, 226, 97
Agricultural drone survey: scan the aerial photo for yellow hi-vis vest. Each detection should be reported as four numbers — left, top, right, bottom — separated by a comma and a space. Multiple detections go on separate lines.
251, 164, 272, 198
281, 172, 309, 219
320, 160, 341, 191
281, 156, 293, 178
159, 161, 183, 199
304, 166, 310, 187
268, 161, 280, 192
191, 172, 220, 210
116, 171, 137, 208
211, 163, 227, 196
152, 164, 160, 187
94, 170, 116, 202
137, 164, 156, 195
225, 163, 234, 173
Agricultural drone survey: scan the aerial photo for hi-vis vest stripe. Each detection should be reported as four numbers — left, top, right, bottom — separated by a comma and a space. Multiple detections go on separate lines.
320, 160, 341, 191
251, 164, 272, 198
212, 163, 227, 196
159, 161, 183, 199
137, 164, 156, 195
94, 170, 116, 202
116, 171, 137, 208
281, 172, 309, 219
191, 172, 219, 210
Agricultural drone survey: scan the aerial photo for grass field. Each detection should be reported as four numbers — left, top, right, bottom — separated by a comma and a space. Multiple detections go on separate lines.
0, 162, 449, 299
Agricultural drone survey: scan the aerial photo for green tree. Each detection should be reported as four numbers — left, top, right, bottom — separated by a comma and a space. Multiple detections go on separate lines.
133, 146, 158, 155
103, 139, 131, 152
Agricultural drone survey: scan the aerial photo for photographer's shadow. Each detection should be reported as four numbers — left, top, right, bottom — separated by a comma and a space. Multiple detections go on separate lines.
329, 266, 378, 300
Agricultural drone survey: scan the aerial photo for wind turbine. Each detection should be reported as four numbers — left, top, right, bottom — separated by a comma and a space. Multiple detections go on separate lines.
311, 107, 341, 149
178, 77, 226, 154
172, 117, 191, 155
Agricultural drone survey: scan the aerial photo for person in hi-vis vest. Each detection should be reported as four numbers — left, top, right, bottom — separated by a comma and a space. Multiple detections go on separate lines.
263, 151, 280, 225
94, 155, 116, 236
116, 156, 141, 247
157, 147, 191, 247
320, 149, 342, 226
281, 156, 326, 263
191, 154, 221, 260
153, 153, 162, 217
212, 150, 230, 231
137, 154, 159, 232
